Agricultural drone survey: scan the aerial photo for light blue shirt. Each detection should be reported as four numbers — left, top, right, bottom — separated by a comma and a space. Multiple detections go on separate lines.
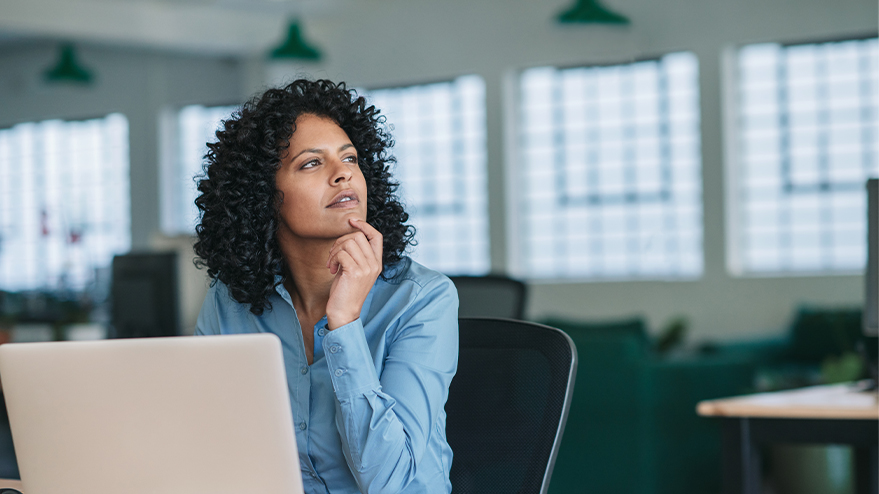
195, 257, 458, 494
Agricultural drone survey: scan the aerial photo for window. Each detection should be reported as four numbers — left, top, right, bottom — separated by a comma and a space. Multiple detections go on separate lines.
518, 53, 703, 280
365, 76, 490, 275
0, 114, 130, 292
734, 37, 879, 274
161, 104, 237, 235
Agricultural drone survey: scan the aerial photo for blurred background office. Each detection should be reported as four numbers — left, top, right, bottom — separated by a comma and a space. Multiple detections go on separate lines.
0, 0, 876, 492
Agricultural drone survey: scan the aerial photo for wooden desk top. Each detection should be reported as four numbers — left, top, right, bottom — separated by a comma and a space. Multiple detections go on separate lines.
0, 479, 22, 490
697, 382, 879, 420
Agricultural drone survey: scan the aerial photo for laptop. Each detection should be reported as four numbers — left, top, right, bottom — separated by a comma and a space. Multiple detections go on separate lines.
0, 333, 304, 494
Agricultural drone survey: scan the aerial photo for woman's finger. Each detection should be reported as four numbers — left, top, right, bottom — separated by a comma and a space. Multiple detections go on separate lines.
328, 236, 370, 275
329, 248, 356, 276
348, 231, 377, 269
349, 219, 383, 261
326, 232, 357, 268
325, 248, 369, 329
327, 232, 369, 269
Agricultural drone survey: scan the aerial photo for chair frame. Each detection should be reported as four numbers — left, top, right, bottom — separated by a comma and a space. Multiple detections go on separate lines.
451, 317, 578, 494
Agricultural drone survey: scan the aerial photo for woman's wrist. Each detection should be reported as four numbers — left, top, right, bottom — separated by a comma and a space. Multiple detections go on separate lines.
326, 312, 359, 331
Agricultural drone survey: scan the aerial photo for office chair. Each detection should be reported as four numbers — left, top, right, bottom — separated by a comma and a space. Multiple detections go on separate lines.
446, 318, 577, 494
110, 252, 180, 338
448, 275, 527, 319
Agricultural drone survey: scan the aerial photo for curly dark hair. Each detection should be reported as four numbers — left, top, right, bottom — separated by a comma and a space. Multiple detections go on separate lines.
194, 79, 414, 315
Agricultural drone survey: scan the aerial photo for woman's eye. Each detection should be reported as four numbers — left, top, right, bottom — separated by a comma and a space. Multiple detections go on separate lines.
343, 155, 358, 164
301, 159, 319, 169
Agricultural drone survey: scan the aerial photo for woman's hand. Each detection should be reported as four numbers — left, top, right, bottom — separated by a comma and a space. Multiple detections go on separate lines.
325, 218, 383, 330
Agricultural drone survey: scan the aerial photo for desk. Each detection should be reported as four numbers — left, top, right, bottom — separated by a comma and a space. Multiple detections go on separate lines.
0, 479, 21, 491
697, 382, 878, 494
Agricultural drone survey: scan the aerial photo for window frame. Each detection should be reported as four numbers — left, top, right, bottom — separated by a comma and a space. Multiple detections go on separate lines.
511, 52, 705, 283
0, 112, 131, 293
724, 33, 879, 277
159, 102, 240, 237
362, 75, 491, 276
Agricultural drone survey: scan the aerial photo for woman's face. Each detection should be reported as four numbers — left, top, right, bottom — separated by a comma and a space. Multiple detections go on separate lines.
275, 113, 368, 245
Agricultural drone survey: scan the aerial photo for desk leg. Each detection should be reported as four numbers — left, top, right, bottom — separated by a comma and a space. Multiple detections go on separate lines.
854, 446, 878, 494
722, 418, 762, 494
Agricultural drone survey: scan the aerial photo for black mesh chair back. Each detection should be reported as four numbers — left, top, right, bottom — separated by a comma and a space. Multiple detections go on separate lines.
449, 275, 527, 320
446, 318, 578, 494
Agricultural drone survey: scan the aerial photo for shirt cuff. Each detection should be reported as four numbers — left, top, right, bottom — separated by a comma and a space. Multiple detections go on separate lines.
322, 319, 381, 400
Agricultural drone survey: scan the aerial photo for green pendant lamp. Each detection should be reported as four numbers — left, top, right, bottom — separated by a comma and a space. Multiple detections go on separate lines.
44, 44, 94, 84
270, 20, 322, 61
557, 0, 630, 24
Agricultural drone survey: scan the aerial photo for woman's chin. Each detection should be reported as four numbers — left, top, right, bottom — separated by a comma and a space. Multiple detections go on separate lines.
335, 214, 365, 232
341, 210, 367, 224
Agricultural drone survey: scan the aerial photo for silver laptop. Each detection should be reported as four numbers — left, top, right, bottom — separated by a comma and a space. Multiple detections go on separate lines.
0, 333, 303, 494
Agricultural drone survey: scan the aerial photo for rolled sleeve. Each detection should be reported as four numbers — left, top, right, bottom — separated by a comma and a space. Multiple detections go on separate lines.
322, 319, 382, 400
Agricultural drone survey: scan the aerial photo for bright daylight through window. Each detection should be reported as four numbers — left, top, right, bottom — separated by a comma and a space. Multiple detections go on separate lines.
365, 75, 490, 275
735, 37, 879, 274
162, 104, 237, 235
0, 114, 130, 292
518, 52, 703, 280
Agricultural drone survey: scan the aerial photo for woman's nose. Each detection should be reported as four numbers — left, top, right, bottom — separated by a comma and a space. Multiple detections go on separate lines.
331, 159, 353, 183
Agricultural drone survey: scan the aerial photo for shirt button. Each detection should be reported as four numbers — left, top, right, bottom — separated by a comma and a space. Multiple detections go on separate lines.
329, 345, 340, 354
334, 369, 344, 377
300, 366, 308, 375
299, 422, 307, 431
317, 328, 327, 337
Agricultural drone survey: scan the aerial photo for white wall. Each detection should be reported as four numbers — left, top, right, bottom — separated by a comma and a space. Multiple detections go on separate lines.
1, 0, 876, 341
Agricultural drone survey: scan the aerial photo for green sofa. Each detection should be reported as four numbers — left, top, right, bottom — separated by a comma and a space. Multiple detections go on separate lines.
543, 307, 868, 494
543, 318, 755, 494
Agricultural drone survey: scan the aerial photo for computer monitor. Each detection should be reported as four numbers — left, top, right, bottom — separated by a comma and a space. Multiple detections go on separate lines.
866, 179, 878, 337
864, 179, 878, 387
110, 252, 179, 338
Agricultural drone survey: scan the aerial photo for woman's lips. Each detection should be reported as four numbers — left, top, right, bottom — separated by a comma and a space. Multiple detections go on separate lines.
327, 192, 359, 209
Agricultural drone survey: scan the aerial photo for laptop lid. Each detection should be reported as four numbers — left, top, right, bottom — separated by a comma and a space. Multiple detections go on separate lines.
0, 333, 303, 494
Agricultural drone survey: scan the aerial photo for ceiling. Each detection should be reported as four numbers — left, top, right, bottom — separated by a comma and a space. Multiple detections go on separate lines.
0, 0, 341, 56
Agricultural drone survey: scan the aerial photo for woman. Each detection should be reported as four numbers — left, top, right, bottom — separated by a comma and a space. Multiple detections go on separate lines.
193, 79, 459, 494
